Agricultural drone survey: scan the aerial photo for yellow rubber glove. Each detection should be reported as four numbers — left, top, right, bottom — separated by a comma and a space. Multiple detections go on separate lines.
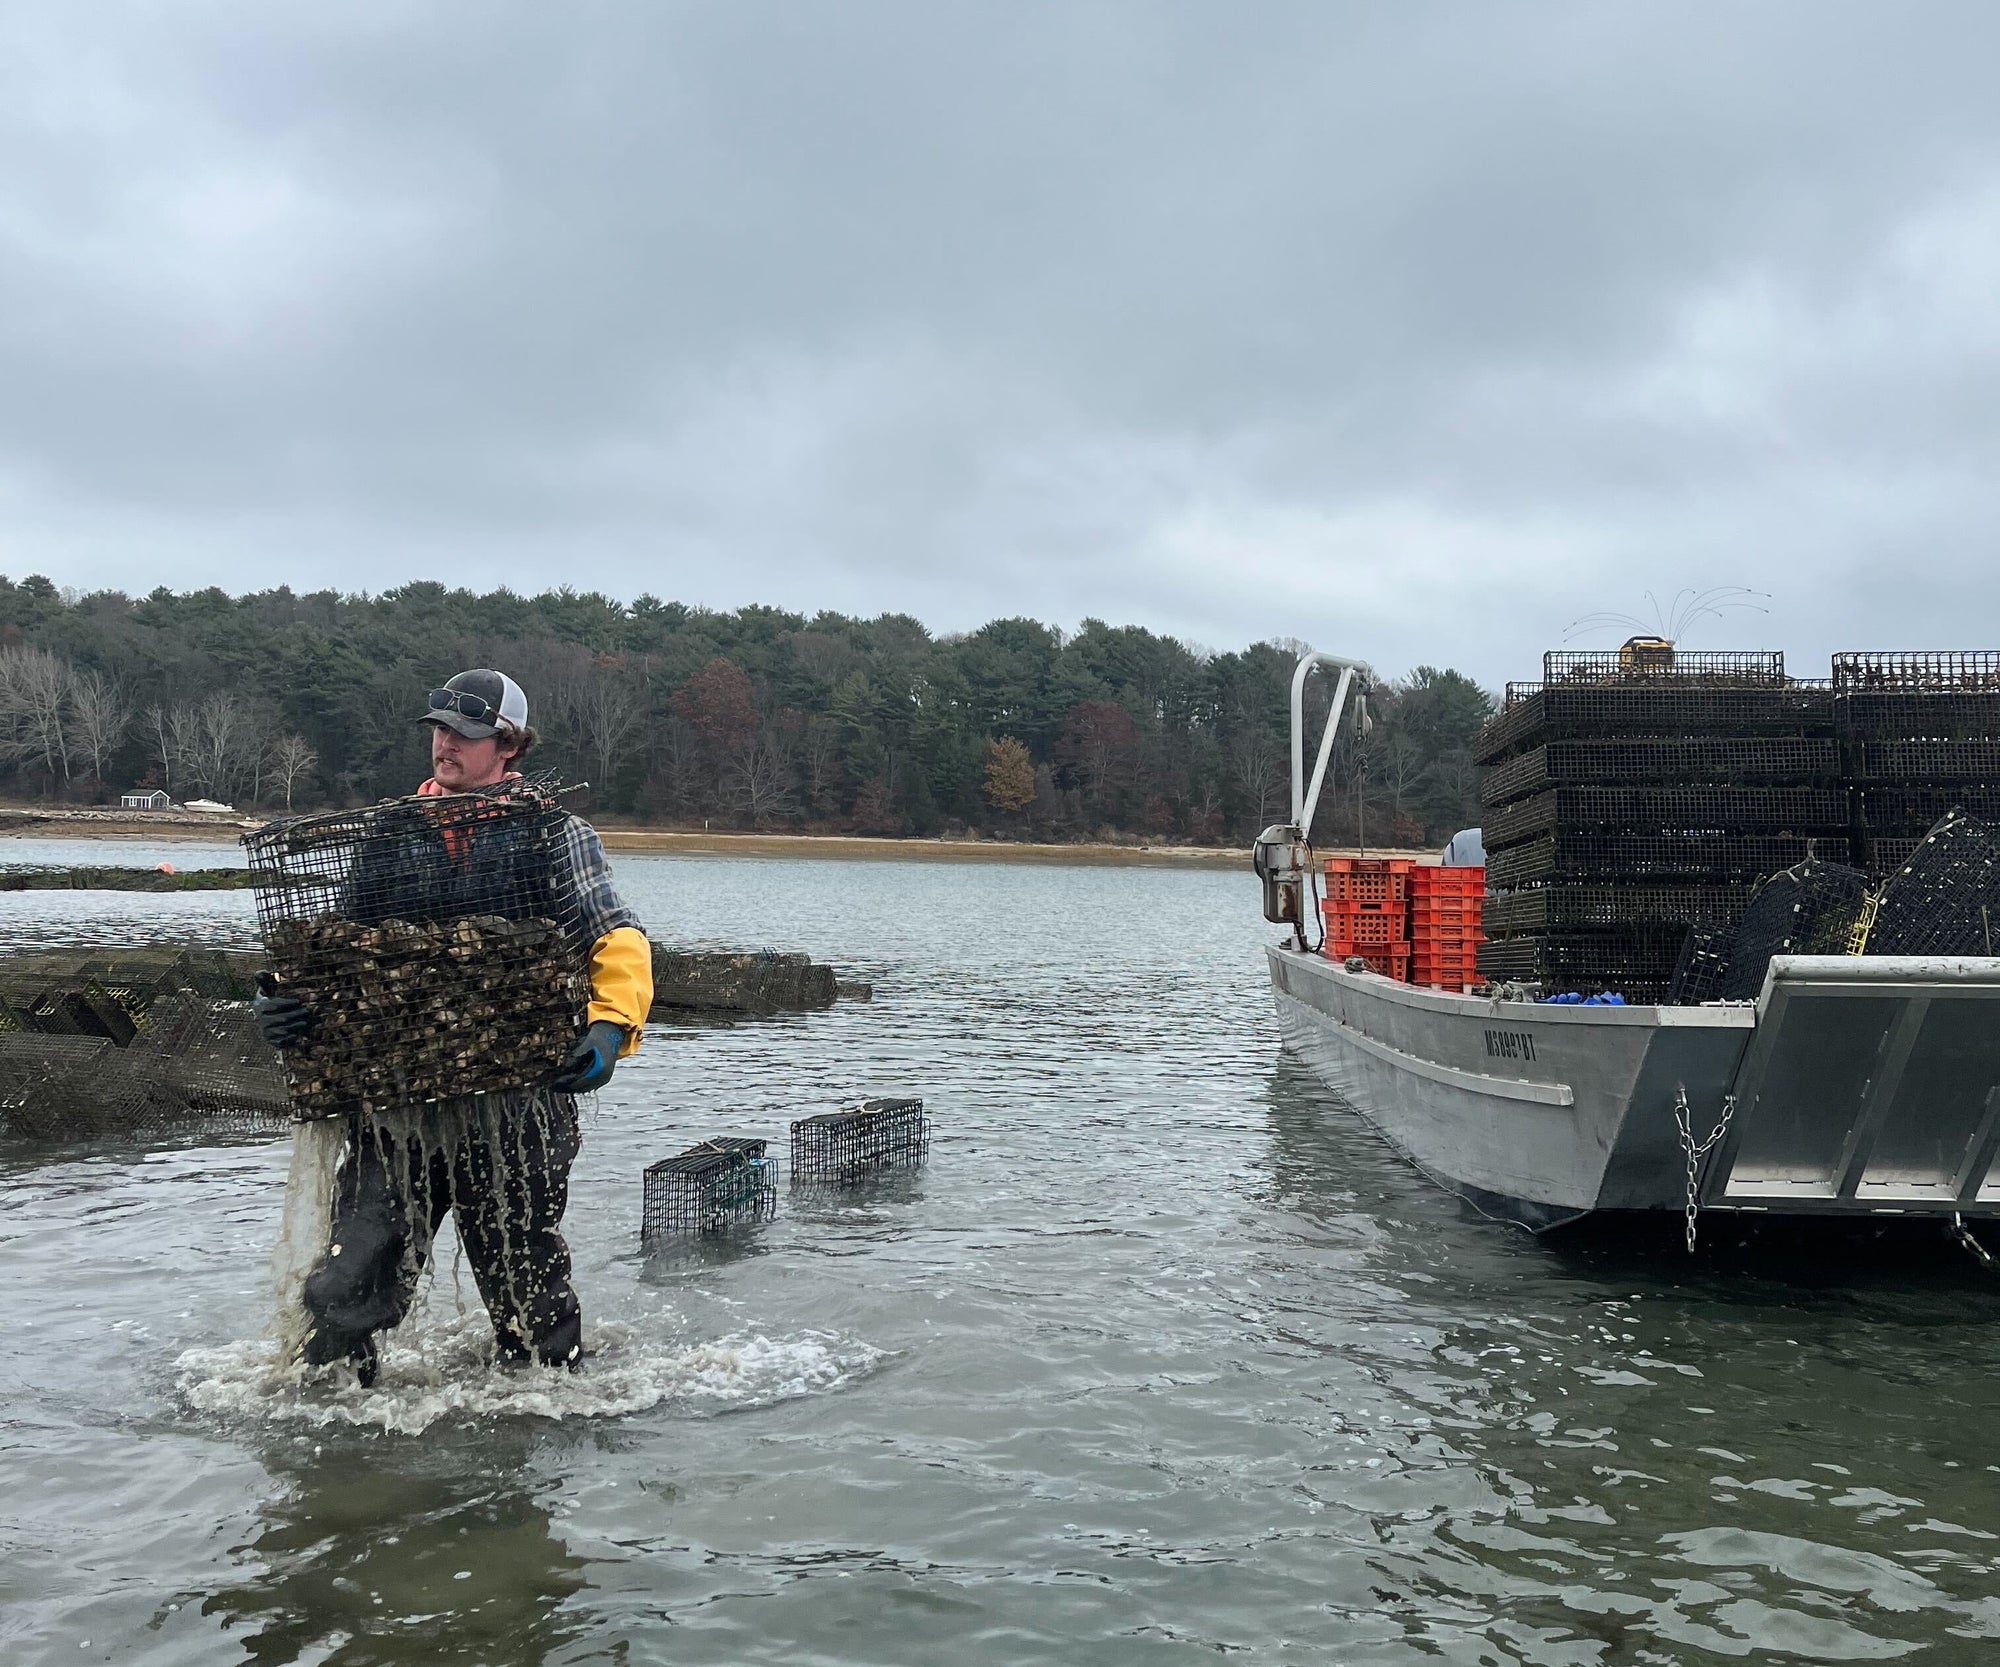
586, 926, 654, 1057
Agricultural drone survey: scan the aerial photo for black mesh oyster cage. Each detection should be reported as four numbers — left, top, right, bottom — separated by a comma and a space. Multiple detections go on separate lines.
1542, 649, 1789, 685
242, 789, 591, 1118
1717, 858, 1871, 1000
641, 1138, 776, 1241
790, 1097, 930, 1184
1866, 812, 2000, 957
1474, 682, 1834, 766
1831, 650, 2000, 692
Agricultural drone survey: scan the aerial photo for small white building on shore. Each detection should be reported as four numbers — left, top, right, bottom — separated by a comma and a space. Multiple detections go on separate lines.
119, 789, 171, 811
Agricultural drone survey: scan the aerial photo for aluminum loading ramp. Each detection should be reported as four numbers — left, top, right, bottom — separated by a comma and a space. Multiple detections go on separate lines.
1701, 955, 2000, 1215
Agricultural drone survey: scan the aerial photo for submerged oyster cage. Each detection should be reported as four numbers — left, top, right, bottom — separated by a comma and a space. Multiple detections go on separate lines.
243, 791, 590, 1119
641, 1138, 775, 1240
0, 948, 288, 1139
790, 1097, 930, 1184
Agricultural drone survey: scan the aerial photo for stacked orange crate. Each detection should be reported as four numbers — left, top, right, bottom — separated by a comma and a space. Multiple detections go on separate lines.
1321, 857, 1411, 980
1409, 864, 1485, 990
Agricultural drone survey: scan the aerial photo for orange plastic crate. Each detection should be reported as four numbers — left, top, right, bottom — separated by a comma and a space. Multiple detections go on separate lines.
1327, 944, 1411, 980
1411, 884, 1483, 905
1320, 903, 1416, 943
1410, 920, 1483, 945
1410, 865, 1484, 898
1323, 857, 1412, 905
1410, 900, 1482, 923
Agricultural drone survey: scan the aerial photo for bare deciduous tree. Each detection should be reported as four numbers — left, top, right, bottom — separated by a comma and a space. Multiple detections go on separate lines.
727, 716, 800, 826
159, 703, 204, 798
1371, 730, 1423, 818
570, 659, 645, 791
1227, 726, 1284, 832
267, 734, 318, 809
0, 646, 75, 789
70, 669, 132, 786
799, 713, 845, 814
176, 693, 268, 803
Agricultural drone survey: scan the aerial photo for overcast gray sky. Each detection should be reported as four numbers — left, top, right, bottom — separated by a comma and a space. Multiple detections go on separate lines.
2, 3, 1995, 684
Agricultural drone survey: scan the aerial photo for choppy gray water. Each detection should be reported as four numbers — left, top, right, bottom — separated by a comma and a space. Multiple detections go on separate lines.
4, 847, 2000, 1664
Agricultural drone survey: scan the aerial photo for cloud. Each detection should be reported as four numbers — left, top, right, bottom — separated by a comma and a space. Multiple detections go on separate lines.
1, 2, 1997, 686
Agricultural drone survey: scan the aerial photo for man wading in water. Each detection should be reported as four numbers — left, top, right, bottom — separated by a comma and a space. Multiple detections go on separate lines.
253, 669, 653, 1385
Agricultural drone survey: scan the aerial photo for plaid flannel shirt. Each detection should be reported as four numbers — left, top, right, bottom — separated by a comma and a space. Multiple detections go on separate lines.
563, 815, 642, 944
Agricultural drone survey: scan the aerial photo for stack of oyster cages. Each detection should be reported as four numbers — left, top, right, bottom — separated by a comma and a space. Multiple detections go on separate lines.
1833, 651, 2000, 879
1471, 650, 1850, 1001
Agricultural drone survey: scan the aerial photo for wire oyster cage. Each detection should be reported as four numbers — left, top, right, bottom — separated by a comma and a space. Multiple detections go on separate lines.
0, 949, 289, 1140
641, 1138, 775, 1241
1716, 858, 1871, 1001
1482, 786, 1852, 851
1486, 832, 1846, 888
1866, 812, 2000, 957
1480, 738, 1841, 809
1831, 651, 2000, 692
1667, 926, 1736, 1005
1542, 649, 1789, 685
242, 789, 590, 1119
1474, 683, 1835, 766
790, 1097, 930, 1185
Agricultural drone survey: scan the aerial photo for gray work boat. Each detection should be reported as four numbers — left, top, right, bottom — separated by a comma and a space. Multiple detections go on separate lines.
1256, 654, 2000, 1235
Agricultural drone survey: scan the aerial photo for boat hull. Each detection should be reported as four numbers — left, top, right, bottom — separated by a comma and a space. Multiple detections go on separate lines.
1268, 946, 1754, 1228
1271, 945, 2000, 1229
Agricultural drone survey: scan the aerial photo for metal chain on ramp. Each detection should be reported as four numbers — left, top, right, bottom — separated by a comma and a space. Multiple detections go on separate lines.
1674, 1084, 1736, 1253
1950, 1211, 1996, 1268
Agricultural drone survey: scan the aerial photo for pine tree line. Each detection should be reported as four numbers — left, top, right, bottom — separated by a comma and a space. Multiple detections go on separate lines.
0, 576, 1495, 844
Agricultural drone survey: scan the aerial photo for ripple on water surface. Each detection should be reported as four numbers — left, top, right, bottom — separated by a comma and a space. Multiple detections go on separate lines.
6, 855, 2000, 1665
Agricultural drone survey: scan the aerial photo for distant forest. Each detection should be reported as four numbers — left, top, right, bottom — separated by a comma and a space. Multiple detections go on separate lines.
0, 575, 1495, 846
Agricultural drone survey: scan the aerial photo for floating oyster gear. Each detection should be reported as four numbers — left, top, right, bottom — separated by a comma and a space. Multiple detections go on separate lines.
243, 789, 591, 1119
648, 947, 841, 1017
0, 948, 288, 1140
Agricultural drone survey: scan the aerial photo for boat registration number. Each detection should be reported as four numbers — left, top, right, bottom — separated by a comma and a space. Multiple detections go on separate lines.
1484, 1028, 1538, 1062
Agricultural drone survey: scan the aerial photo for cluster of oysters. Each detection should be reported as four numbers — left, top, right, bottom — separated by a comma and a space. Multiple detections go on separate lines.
263, 913, 588, 1117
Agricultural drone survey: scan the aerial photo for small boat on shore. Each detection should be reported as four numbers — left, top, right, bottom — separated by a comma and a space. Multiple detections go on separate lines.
1259, 652, 2000, 1238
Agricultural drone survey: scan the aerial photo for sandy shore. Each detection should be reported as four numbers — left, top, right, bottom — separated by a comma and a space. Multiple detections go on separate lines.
0, 805, 1426, 870
586, 828, 1251, 868
0, 808, 254, 845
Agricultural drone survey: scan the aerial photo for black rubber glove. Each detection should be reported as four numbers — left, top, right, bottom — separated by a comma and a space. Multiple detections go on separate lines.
552, 1020, 624, 1093
252, 971, 311, 1049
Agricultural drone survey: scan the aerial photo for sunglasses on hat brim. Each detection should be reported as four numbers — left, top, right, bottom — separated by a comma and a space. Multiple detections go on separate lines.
428, 688, 505, 726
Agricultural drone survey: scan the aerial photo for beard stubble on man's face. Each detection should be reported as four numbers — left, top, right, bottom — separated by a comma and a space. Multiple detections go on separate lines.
429, 727, 511, 790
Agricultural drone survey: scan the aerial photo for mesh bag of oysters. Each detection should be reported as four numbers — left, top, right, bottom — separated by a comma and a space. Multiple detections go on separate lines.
243, 790, 591, 1118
